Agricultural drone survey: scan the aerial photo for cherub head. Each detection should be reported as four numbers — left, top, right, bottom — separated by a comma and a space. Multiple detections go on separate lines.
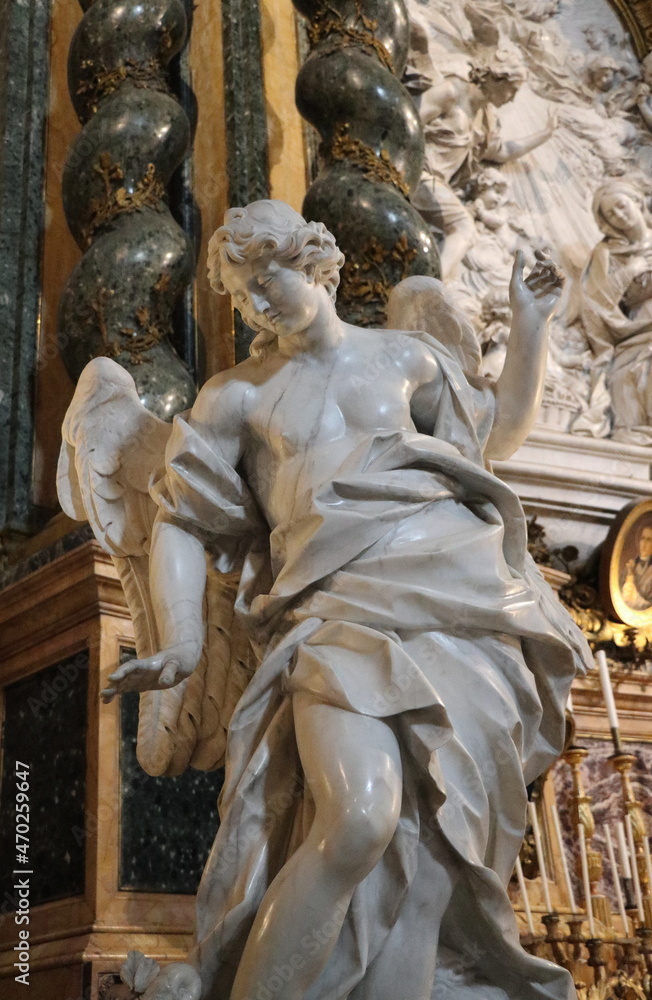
471, 167, 509, 210
585, 54, 619, 93
583, 26, 607, 52
208, 200, 344, 358
514, 0, 560, 23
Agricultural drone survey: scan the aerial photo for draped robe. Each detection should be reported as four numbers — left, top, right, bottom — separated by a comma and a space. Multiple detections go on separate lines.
150, 332, 591, 1000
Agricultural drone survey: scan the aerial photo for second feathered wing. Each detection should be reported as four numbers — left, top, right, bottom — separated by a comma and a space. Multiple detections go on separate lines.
57, 357, 254, 777
386, 274, 482, 376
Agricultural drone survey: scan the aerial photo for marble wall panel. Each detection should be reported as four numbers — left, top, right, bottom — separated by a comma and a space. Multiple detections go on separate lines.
0, 651, 89, 907
550, 736, 652, 902
119, 667, 224, 895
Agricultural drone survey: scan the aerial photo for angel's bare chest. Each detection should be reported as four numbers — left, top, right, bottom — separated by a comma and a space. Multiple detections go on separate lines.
245, 353, 414, 460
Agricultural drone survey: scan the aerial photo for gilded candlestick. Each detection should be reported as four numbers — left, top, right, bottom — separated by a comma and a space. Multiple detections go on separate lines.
563, 745, 611, 928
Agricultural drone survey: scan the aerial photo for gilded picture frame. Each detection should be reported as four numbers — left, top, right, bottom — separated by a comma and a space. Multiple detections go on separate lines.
600, 498, 652, 627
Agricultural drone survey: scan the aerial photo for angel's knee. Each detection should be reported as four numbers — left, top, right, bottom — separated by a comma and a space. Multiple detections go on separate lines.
316, 775, 402, 884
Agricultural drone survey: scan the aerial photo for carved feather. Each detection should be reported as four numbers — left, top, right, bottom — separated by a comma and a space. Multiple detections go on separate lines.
58, 357, 253, 779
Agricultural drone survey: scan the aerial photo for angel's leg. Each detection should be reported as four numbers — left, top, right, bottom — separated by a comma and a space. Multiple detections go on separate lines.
411, 179, 476, 280
229, 692, 402, 1000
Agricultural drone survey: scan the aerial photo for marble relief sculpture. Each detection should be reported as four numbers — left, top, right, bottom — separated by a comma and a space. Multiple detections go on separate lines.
58, 200, 592, 1000
581, 179, 652, 445
411, 50, 557, 280
406, 0, 652, 443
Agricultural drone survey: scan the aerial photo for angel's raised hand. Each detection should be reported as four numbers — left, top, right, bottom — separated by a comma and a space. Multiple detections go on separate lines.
509, 249, 564, 322
101, 641, 200, 703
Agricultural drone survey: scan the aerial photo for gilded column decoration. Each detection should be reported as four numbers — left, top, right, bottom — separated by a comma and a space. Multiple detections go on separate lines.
58, 0, 196, 420
292, 0, 439, 326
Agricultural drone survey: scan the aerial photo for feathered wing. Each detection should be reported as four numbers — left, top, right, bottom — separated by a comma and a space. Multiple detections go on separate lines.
386, 274, 482, 376
57, 357, 254, 777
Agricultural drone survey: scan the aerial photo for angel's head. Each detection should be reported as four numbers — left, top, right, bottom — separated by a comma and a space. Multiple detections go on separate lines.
470, 51, 527, 107
207, 200, 344, 358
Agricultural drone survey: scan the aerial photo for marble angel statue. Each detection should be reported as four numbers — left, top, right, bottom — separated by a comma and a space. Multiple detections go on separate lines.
58, 200, 592, 1000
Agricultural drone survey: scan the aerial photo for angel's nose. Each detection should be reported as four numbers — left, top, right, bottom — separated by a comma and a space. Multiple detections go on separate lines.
249, 290, 269, 314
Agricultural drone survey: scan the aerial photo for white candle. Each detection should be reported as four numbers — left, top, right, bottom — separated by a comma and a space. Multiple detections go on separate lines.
578, 823, 596, 937
625, 812, 645, 922
551, 802, 576, 912
595, 650, 619, 731
604, 825, 630, 935
617, 821, 633, 880
528, 801, 553, 913
516, 855, 536, 935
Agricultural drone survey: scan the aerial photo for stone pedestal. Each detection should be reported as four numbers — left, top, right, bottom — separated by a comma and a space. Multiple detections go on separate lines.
0, 541, 221, 1000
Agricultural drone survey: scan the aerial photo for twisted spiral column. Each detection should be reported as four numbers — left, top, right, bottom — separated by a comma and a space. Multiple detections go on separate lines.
293, 0, 439, 326
58, 0, 195, 419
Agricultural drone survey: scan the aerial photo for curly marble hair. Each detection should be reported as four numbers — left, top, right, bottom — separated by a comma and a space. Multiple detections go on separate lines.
469, 50, 527, 88
208, 202, 341, 294
207, 200, 344, 358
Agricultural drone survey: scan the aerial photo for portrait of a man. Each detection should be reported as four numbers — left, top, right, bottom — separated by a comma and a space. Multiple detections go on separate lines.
622, 521, 652, 610
600, 499, 652, 627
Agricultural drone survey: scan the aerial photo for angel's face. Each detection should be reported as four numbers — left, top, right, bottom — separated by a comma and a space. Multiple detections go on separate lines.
220, 253, 324, 338
482, 75, 520, 107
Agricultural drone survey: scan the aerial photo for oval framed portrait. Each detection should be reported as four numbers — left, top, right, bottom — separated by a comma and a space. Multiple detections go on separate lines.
600, 499, 652, 627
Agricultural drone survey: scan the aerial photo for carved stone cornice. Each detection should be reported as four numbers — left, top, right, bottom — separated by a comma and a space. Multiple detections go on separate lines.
611, 0, 652, 57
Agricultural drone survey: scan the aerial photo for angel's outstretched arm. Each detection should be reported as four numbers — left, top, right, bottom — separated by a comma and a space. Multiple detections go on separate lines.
101, 519, 206, 702
485, 108, 558, 164
484, 250, 564, 461
101, 372, 246, 702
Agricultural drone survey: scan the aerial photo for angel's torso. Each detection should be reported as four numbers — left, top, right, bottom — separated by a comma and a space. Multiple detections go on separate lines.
209, 327, 443, 531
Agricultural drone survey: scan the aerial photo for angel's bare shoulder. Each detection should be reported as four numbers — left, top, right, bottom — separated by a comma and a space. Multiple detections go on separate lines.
191, 357, 261, 428
377, 328, 441, 387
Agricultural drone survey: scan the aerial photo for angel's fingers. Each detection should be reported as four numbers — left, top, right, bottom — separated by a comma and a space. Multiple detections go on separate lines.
510, 249, 526, 289
159, 659, 181, 688
528, 264, 564, 290
101, 687, 117, 704
525, 271, 553, 291
107, 659, 147, 682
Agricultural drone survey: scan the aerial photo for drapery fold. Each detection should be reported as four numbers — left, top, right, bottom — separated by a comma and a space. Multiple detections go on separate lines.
150, 334, 590, 1000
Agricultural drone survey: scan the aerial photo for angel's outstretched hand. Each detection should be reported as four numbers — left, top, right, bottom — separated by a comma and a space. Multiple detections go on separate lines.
509, 248, 565, 325
101, 640, 201, 703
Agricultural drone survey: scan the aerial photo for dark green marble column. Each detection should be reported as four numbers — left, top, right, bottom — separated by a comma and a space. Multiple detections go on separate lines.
58, 0, 197, 421
0, 0, 52, 536
293, 0, 440, 327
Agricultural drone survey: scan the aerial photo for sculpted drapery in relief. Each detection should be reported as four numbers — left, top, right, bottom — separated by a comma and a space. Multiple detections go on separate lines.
59, 200, 592, 1000
581, 178, 652, 444
406, 0, 652, 443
